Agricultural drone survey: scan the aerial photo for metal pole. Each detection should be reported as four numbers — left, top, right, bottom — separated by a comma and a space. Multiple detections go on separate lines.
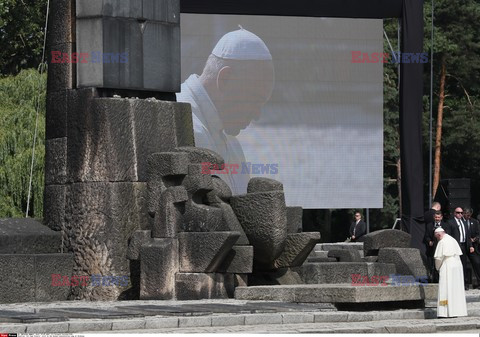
366, 208, 370, 233
429, 0, 435, 207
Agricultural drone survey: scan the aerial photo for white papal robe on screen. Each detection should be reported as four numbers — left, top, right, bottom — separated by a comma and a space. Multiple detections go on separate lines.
434, 233, 468, 317
176, 74, 250, 195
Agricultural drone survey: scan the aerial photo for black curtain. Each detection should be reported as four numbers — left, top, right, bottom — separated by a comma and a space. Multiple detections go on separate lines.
399, 0, 425, 254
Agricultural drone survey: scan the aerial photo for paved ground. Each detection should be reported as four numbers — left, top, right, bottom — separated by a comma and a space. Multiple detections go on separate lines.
0, 289, 480, 334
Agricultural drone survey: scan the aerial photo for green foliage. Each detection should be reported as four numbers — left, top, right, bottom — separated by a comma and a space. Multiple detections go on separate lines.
0, 0, 48, 75
0, 68, 46, 217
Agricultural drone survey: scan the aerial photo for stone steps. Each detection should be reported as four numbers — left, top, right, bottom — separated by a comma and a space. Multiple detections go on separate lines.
1, 303, 480, 334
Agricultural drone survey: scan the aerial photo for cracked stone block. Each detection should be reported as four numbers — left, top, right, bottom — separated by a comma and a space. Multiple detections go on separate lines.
152, 186, 188, 238
140, 238, 178, 300
230, 191, 287, 266
178, 232, 240, 272
127, 230, 152, 260
327, 249, 363, 262
377, 248, 427, 278
359, 229, 411, 256
218, 245, 254, 274
247, 177, 284, 193
274, 232, 321, 269
175, 273, 234, 300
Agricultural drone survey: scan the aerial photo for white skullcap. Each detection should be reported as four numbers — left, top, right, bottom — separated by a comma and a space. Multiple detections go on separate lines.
212, 26, 272, 61
434, 227, 445, 233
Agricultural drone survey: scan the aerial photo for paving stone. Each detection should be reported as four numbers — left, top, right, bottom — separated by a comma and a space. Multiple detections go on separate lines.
68, 321, 113, 332
384, 324, 435, 333
40, 308, 142, 319
26, 322, 69, 333
0, 324, 27, 333
178, 316, 212, 327
0, 311, 67, 324
244, 313, 283, 325
116, 305, 211, 316
334, 327, 374, 333
281, 313, 314, 324
313, 312, 348, 322
112, 319, 146, 330
211, 315, 246, 327
347, 312, 374, 322
144, 317, 179, 329
181, 304, 251, 314
436, 323, 478, 331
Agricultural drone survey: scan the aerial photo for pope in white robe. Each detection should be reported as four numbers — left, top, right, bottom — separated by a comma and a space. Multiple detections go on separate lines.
434, 227, 468, 317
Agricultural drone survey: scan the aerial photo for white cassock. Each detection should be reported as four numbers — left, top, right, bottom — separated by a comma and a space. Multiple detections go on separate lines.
176, 74, 250, 195
434, 233, 468, 317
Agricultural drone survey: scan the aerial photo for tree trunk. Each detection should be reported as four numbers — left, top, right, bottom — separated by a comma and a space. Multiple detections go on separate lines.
432, 56, 447, 198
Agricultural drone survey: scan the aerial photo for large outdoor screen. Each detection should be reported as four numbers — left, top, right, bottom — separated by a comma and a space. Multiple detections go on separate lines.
178, 14, 383, 209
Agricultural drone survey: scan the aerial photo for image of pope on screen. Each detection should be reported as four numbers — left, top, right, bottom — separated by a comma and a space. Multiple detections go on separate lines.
176, 27, 275, 195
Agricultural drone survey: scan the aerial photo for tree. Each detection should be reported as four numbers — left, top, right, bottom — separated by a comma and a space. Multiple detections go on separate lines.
424, 0, 480, 200
0, 68, 46, 217
0, 0, 48, 75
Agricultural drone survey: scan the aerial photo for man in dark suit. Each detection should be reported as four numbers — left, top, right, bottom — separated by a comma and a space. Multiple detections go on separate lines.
464, 208, 480, 288
446, 206, 474, 290
424, 210, 446, 282
424, 201, 442, 228
349, 212, 366, 241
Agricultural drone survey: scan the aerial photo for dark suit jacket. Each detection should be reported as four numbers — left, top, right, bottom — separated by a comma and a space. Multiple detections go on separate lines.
446, 218, 472, 250
466, 218, 480, 254
424, 220, 448, 244
424, 209, 436, 227
349, 220, 366, 240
